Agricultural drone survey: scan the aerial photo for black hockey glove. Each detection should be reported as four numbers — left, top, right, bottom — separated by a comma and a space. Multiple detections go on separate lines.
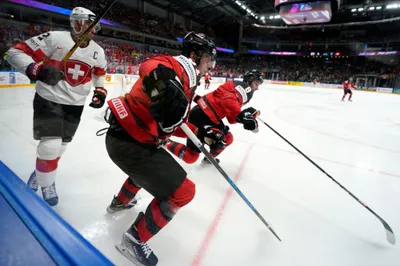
89, 87, 107, 109
26, 62, 64, 86
197, 125, 225, 146
142, 64, 189, 133
242, 107, 261, 118
236, 109, 259, 133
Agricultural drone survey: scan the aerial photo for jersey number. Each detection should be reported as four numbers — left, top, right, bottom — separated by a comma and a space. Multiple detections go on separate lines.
37, 32, 50, 41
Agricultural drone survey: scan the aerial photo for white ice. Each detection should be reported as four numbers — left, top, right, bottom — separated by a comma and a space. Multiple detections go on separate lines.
0, 83, 400, 266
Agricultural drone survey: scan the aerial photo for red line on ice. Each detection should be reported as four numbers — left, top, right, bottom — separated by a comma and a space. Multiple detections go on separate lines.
191, 144, 253, 266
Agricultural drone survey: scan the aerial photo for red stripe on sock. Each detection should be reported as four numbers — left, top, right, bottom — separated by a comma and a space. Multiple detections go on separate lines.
36, 157, 59, 173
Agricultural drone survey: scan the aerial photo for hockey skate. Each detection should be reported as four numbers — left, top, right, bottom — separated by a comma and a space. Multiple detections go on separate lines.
201, 156, 220, 165
116, 212, 158, 266
27, 170, 39, 192
107, 196, 138, 214
41, 182, 58, 206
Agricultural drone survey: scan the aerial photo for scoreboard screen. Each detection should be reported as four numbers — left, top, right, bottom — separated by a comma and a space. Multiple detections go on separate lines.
275, 0, 333, 25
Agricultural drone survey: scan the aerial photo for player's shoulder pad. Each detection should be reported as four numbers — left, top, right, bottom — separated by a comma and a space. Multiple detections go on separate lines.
233, 80, 249, 88
139, 59, 173, 79
25, 31, 56, 51
232, 81, 251, 103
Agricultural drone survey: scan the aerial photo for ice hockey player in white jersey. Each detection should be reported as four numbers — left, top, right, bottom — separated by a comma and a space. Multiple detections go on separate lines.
7, 7, 107, 206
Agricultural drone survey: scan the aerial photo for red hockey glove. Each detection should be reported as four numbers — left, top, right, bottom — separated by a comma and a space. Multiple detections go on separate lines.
89, 87, 107, 109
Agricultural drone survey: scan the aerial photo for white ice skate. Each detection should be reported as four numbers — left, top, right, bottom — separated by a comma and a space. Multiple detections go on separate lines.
27, 170, 39, 192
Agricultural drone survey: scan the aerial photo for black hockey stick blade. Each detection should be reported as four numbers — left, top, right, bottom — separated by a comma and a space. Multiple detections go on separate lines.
257, 117, 396, 245
180, 123, 281, 242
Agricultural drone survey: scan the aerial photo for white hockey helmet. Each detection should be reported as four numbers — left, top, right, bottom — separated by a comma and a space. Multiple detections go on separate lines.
70, 7, 101, 34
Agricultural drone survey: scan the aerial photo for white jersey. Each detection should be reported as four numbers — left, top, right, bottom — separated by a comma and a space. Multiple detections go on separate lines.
7, 31, 107, 106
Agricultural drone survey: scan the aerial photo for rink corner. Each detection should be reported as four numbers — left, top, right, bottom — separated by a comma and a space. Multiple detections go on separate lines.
0, 160, 114, 266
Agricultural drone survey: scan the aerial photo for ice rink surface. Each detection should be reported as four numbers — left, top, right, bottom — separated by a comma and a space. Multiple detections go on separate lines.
1, 83, 400, 266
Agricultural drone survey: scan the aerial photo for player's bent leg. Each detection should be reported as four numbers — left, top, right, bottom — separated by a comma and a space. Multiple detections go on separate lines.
137, 178, 195, 242
29, 93, 68, 205
341, 90, 347, 101
107, 177, 141, 213
35, 137, 62, 206
106, 132, 191, 265
117, 178, 195, 266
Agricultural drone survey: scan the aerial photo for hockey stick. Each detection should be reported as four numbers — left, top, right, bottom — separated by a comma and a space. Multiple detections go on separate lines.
62, 0, 116, 62
180, 123, 281, 242
257, 117, 396, 245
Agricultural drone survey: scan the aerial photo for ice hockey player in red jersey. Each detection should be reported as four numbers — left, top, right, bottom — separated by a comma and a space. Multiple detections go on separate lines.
165, 69, 262, 165
342, 78, 355, 101
6, 7, 107, 206
104, 32, 217, 266
204, 72, 211, 89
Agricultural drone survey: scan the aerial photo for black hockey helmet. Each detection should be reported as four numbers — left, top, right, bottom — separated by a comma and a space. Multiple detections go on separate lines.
243, 69, 263, 85
182, 32, 217, 68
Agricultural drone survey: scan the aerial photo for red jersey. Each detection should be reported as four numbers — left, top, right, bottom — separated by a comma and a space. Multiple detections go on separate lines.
196, 80, 253, 125
204, 74, 211, 80
343, 81, 355, 90
127, 65, 133, 74
108, 55, 198, 144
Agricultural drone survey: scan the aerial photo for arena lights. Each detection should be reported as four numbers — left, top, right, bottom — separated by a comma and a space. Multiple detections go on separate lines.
351, 5, 383, 12
261, 14, 281, 20
234, 0, 258, 18
387, 3, 400, 9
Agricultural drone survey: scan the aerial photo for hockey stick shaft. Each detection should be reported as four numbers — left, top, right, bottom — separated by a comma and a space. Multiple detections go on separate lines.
62, 0, 116, 62
180, 123, 281, 241
257, 117, 395, 245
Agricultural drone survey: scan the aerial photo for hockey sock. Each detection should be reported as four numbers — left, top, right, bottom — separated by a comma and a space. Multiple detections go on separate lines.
166, 140, 200, 164
36, 157, 60, 187
348, 93, 352, 100
117, 177, 141, 205
36, 137, 62, 187
342, 94, 346, 101
136, 178, 195, 242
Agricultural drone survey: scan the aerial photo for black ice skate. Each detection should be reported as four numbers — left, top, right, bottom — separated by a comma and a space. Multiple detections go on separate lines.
116, 212, 158, 266
106, 196, 138, 214
201, 156, 220, 165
